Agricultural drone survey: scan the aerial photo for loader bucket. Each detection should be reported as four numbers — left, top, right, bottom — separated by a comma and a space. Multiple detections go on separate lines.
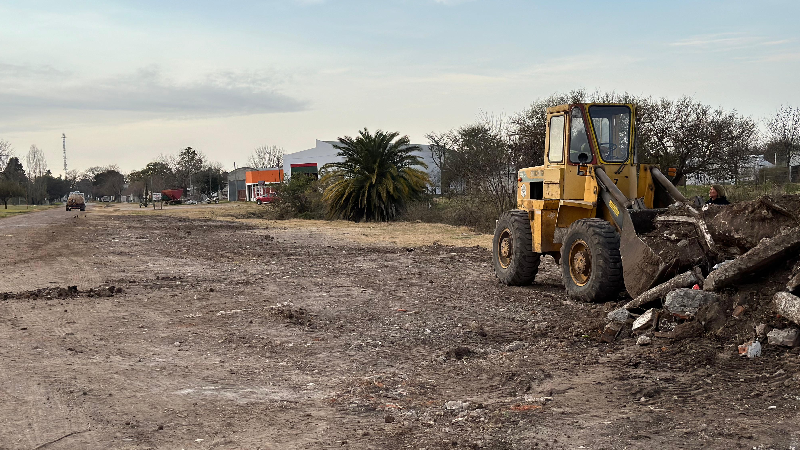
619, 217, 668, 298
595, 168, 668, 297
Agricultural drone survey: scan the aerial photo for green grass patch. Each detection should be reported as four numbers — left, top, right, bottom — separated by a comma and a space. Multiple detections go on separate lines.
678, 183, 800, 202
0, 204, 57, 219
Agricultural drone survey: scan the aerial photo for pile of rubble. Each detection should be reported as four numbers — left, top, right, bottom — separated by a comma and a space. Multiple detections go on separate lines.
602, 194, 800, 354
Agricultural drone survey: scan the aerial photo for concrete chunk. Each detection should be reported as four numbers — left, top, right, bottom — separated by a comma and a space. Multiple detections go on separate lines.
600, 321, 624, 343
632, 309, 659, 333
767, 328, 800, 347
664, 289, 718, 318
774, 291, 800, 325
704, 226, 800, 292
607, 308, 630, 323
624, 271, 700, 311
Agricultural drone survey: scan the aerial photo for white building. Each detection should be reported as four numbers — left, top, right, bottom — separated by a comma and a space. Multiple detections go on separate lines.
283, 140, 438, 187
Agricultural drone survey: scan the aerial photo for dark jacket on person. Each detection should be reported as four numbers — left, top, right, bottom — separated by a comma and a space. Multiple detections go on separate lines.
706, 196, 730, 205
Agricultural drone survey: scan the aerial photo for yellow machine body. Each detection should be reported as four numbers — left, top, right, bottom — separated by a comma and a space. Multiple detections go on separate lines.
515, 103, 658, 256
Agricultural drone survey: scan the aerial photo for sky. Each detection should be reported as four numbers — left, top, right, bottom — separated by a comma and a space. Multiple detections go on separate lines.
1, 0, 799, 175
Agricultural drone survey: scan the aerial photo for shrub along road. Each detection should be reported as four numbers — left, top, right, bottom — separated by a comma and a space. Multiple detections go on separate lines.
0, 203, 798, 449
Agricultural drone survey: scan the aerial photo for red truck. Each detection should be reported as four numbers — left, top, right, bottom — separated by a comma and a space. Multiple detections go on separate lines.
161, 189, 184, 204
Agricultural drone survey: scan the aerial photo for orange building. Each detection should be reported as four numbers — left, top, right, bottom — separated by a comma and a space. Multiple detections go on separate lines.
245, 169, 284, 201
245, 169, 284, 184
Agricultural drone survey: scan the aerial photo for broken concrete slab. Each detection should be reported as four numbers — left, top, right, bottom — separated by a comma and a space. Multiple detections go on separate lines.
607, 308, 630, 323
632, 309, 659, 333
704, 226, 800, 292
600, 321, 624, 343
664, 289, 718, 318
774, 291, 800, 325
767, 328, 800, 347
625, 271, 701, 311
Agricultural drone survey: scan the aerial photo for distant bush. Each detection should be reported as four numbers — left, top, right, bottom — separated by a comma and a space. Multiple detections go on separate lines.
399, 195, 500, 233
272, 176, 327, 220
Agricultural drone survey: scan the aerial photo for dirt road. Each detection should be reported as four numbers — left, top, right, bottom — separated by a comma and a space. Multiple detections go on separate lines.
1, 204, 798, 449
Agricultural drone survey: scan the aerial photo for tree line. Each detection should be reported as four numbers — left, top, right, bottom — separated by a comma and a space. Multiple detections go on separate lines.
425, 90, 800, 221
0, 143, 228, 209
128, 147, 227, 200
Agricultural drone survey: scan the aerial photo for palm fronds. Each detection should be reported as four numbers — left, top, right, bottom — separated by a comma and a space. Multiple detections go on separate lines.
321, 128, 429, 222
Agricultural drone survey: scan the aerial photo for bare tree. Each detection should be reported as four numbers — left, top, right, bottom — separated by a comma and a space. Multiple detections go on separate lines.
65, 169, 80, 190
26, 145, 47, 179
636, 96, 758, 184
427, 114, 517, 215
0, 139, 13, 169
248, 145, 284, 169
766, 105, 800, 182
25, 145, 48, 204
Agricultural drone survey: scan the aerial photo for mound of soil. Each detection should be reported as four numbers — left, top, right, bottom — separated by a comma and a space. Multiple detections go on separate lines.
705, 194, 800, 253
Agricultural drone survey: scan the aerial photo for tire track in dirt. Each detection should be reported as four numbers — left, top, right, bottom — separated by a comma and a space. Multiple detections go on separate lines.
0, 298, 99, 449
0, 207, 110, 293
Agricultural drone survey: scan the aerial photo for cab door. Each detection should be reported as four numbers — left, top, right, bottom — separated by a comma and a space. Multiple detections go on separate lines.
543, 113, 566, 199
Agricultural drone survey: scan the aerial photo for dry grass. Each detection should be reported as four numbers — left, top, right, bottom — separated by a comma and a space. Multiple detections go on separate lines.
103, 202, 494, 249
0, 204, 57, 219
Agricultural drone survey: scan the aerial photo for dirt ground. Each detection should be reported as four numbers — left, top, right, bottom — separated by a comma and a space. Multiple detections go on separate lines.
1, 203, 799, 450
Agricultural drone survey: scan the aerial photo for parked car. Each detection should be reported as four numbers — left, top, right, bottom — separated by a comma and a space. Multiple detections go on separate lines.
255, 192, 277, 205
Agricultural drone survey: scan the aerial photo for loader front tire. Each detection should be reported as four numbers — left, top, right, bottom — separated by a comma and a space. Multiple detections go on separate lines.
493, 210, 540, 285
561, 218, 624, 302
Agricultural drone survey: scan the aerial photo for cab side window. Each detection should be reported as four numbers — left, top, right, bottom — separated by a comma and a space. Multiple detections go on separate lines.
548, 115, 565, 163
569, 107, 591, 164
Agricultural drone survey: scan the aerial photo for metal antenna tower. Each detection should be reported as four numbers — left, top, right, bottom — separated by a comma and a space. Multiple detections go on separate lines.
62, 133, 67, 176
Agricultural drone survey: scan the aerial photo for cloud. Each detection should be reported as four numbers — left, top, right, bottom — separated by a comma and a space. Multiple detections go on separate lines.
0, 63, 68, 79
0, 64, 308, 119
669, 33, 794, 52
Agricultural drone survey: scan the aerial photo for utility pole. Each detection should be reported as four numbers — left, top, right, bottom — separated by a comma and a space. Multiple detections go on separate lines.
62, 133, 68, 177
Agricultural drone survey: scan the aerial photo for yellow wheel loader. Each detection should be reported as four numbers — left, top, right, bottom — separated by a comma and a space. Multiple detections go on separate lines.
493, 103, 695, 302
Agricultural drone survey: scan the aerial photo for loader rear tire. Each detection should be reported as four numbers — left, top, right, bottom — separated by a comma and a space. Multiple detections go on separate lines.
493, 210, 540, 285
560, 218, 624, 302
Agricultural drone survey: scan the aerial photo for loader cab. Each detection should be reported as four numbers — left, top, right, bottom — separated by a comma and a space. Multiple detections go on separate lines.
538, 103, 637, 201
545, 103, 634, 168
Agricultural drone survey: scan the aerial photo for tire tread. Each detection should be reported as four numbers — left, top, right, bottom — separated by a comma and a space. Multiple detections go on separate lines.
493, 210, 541, 285
560, 218, 624, 302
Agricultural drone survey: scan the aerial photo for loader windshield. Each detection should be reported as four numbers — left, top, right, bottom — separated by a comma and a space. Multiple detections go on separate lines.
588, 105, 631, 163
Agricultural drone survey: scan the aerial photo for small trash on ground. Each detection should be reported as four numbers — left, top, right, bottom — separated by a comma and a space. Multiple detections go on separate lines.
738, 340, 762, 358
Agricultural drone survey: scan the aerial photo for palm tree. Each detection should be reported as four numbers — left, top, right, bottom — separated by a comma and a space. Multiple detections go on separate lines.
322, 128, 430, 222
